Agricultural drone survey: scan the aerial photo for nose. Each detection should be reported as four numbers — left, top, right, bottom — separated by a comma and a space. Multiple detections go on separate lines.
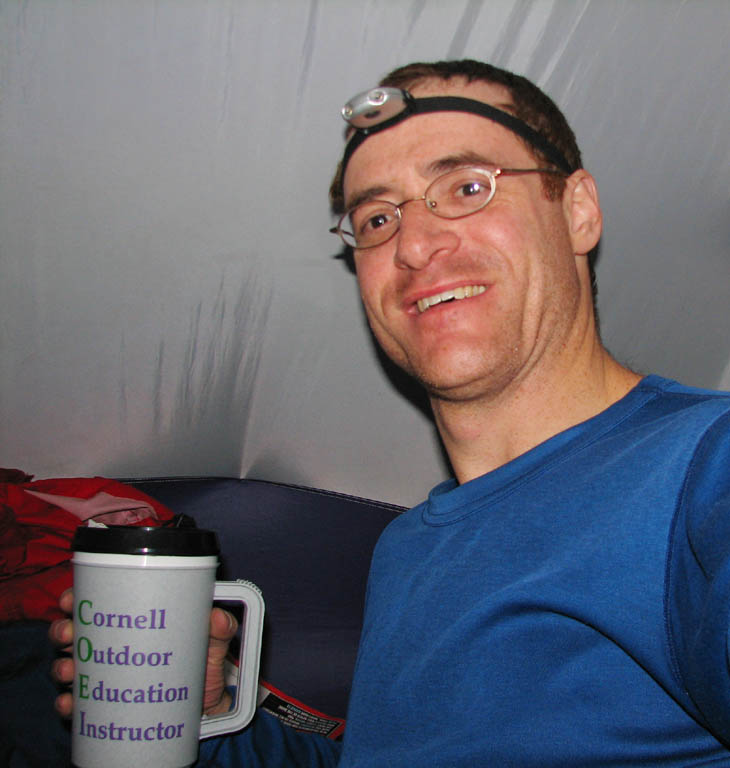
393, 199, 460, 270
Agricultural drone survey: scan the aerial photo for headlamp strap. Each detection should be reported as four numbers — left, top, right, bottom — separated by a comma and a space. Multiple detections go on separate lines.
342, 95, 574, 176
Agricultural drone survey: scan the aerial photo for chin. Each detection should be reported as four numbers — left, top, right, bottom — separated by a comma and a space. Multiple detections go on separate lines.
411, 364, 500, 402
415, 349, 525, 402
374, 327, 520, 397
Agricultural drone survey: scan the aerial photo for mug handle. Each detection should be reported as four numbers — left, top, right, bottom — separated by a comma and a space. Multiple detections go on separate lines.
199, 579, 265, 739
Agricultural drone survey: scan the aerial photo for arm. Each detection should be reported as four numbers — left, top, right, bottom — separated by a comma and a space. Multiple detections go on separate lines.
665, 411, 730, 741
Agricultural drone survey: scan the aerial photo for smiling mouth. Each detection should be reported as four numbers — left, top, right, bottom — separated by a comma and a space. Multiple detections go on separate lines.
416, 285, 487, 314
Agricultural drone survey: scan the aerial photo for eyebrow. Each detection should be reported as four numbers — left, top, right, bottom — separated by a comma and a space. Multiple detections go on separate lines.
424, 151, 500, 175
345, 151, 501, 211
344, 185, 391, 211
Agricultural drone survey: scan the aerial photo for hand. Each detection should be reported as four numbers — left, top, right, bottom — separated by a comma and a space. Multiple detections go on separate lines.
49, 589, 239, 717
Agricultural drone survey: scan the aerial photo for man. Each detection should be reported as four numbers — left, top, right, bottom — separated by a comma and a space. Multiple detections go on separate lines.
53, 59, 730, 766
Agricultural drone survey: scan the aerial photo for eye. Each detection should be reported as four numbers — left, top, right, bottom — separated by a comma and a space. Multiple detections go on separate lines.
454, 179, 489, 198
364, 212, 391, 231
426, 169, 495, 218
351, 203, 398, 237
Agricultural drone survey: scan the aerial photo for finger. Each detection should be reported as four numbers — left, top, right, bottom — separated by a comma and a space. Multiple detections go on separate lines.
204, 688, 233, 717
55, 691, 73, 719
48, 617, 73, 650
207, 609, 236, 668
59, 587, 74, 614
209, 607, 238, 643
52, 656, 74, 685
202, 608, 238, 714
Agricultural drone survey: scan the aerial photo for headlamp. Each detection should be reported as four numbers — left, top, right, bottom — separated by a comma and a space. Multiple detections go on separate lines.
339, 87, 575, 176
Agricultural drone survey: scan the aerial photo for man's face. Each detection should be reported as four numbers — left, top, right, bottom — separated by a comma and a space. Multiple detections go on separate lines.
342, 78, 589, 403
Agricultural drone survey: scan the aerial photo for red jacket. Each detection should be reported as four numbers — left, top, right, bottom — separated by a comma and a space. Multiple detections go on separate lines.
0, 475, 174, 623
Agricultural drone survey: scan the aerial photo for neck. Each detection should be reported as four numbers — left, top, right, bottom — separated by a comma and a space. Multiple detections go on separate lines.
430, 338, 641, 486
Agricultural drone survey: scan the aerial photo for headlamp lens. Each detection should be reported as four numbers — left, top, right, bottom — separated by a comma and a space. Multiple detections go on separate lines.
341, 87, 410, 129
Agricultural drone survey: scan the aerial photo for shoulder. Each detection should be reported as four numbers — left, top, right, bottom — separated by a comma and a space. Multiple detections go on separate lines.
638, 374, 730, 413
626, 375, 730, 445
662, 377, 730, 739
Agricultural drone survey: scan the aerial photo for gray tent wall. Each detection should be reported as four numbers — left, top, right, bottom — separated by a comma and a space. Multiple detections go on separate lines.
2, 0, 729, 506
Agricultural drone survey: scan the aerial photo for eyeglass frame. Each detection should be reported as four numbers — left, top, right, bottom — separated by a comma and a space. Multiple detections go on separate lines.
329, 166, 566, 250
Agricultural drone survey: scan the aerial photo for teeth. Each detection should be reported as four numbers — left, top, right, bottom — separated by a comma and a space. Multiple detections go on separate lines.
416, 285, 487, 313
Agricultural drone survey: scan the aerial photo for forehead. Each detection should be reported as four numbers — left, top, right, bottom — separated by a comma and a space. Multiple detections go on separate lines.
342, 78, 533, 200
409, 76, 512, 104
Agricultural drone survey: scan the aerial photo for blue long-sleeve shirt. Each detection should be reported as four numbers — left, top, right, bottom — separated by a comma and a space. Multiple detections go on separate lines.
201, 376, 730, 767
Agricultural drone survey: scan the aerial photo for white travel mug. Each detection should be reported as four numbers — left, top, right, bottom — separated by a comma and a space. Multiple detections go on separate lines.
70, 524, 264, 768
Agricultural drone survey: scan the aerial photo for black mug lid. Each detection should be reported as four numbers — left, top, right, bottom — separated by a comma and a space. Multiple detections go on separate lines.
72, 525, 220, 557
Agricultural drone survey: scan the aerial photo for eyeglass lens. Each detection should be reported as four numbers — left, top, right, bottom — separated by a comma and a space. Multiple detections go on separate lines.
341, 168, 497, 249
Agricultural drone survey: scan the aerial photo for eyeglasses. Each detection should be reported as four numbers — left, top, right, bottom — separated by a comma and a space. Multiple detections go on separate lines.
330, 166, 565, 250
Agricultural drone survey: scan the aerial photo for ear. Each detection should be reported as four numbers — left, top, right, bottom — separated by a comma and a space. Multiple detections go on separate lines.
562, 170, 602, 256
